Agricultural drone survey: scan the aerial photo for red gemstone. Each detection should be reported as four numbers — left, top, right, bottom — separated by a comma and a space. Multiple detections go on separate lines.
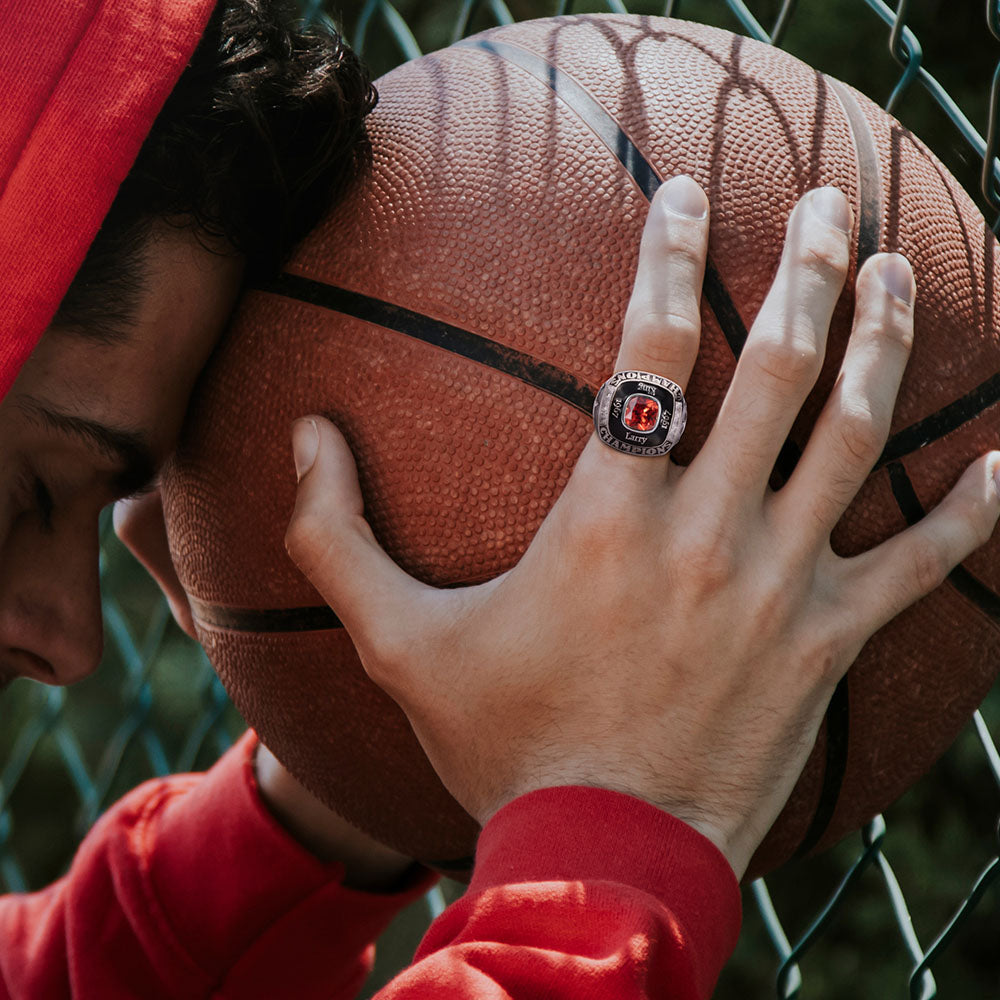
622, 394, 660, 433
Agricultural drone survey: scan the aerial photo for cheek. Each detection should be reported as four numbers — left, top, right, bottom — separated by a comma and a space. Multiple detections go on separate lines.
0, 505, 104, 684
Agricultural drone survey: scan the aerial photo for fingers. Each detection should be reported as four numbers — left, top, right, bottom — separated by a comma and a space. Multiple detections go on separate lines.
841, 452, 1000, 637
284, 416, 435, 679
614, 174, 710, 384
774, 253, 916, 539
586, 175, 709, 481
701, 187, 853, 499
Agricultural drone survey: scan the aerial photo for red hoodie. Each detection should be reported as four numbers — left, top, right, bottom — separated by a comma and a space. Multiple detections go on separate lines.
0, 733, 740, 998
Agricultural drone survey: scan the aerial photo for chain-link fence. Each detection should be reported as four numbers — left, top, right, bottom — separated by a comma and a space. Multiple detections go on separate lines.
2, 2, 1000, 997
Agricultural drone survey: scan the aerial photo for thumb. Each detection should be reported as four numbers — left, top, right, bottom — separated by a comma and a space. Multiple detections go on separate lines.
284, 415, 434, 681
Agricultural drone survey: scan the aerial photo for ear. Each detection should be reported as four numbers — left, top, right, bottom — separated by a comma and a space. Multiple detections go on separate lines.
114, 488, 197, 640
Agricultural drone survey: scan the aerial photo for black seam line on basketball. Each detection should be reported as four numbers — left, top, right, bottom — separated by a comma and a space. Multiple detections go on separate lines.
262, 273, 595, 416
456, 36, 751, 362
188, 596, 343, 633
792, 77, 885, 863
877, 372, 1000, 468
790, 676, 851, 862
827, 78, 882, 266
831, 81, 1000, 467
886, 461, 1000, 620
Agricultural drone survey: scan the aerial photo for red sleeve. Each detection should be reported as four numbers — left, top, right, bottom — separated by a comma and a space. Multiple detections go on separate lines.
0, 731, 432, 1000
376, 787, 742, 1000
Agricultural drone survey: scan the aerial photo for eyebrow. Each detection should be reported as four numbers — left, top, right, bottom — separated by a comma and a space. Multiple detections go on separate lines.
19, 395, 158, 497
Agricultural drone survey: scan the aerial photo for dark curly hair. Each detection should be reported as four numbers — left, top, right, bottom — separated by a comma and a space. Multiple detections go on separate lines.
55, 0, 377, 336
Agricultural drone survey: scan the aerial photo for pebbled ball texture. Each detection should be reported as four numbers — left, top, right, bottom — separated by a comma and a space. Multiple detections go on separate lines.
162, 15, 1000, 878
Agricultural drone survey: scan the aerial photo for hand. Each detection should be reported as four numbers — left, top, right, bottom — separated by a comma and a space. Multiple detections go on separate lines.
284, 176, 1000, 879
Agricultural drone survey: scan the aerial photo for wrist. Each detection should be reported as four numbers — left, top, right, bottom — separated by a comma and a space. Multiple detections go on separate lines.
254, 742, 415, 891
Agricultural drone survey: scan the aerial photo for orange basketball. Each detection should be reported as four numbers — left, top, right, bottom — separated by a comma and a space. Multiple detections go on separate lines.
161, 15, 1000, 877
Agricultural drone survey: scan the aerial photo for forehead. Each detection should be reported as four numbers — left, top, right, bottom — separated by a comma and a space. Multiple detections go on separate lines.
21, 329, 171, 428
2, 333, 162, 487
17, 229, 242, 440
3, 230, 245, 491
7, 332, 196, 485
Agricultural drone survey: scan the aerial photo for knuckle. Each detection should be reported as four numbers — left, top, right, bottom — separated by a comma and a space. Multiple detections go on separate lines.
625, 308, 700, 369
891, 325, 914, 354
746, 578, 790, 635
877, 308, 915, 352
362, 629, 410, 684
908, 536, 950, 594
360, 608, 446, 697
663, 230, 707, 270
833, 402, 885, 469
804, 630, 847, 684
573, 502, 630, 558
749, 335, 822, 388
673, 527, 736, 597
284, 508, 334, 574
812, 476, 859, 526
790, 235, 850, 284
853, 301, 914, 355
283, 511, 314, 565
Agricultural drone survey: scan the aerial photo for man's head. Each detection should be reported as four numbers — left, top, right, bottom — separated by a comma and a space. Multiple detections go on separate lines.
0, 0, 376, 688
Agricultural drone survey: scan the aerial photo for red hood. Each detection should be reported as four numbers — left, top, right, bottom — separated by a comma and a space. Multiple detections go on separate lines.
0, 0, 218, 400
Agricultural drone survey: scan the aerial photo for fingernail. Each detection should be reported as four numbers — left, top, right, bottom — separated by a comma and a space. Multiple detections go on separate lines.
810, 187, 851, 233
662, 174, 708, 219
292, 418, 319, 481
877, 253, 915, 304
992, 456, 1000, 500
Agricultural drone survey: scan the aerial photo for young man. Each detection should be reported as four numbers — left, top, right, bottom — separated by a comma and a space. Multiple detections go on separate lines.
3, 1, 998, 996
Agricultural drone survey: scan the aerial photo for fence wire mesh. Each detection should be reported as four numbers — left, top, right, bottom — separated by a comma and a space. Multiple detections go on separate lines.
2, 1, 1000, 998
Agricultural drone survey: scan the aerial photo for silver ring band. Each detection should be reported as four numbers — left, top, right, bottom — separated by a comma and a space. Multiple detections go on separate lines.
592, 370, 687, 457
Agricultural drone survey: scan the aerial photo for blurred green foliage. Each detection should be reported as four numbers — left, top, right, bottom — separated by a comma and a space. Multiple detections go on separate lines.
1, 1, 999, 998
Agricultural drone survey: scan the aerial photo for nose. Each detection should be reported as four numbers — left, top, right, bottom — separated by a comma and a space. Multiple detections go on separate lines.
0, 513, 104, 686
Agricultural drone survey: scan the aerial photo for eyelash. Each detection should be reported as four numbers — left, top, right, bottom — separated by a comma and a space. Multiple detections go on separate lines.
33, 476, 55, 531
15, 469, 55, 532
14, 467, 154, 534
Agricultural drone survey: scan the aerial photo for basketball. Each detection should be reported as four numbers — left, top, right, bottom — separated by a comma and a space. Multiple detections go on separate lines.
160, 14, 1000, 877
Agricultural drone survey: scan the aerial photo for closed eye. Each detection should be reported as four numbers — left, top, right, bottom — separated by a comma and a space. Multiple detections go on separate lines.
33, 477, 54, 532
17, 396, 158, 501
